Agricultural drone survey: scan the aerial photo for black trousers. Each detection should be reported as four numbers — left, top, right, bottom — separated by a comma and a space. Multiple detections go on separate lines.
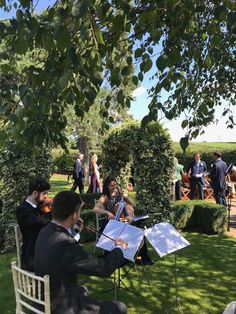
71, 177, 84, 193
175, 180, 182, 200
213, 188, 227, 206
190, 178, 204, 199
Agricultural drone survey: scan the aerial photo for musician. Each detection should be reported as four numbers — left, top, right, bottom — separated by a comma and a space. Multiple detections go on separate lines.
93, 175, 134, 222
210, 152, 228, 206
16, 177, 51, 271
93, 175, 153, 265
34, 191, 127, 314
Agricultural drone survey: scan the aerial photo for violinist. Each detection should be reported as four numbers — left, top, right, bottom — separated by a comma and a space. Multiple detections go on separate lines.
16, 177, 51, 271
93, 175, 153, 265
34, 191, 127, 314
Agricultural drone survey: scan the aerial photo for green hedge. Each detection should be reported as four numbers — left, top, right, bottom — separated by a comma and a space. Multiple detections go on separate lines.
80, 210, 97, 243
176, 150, 236, 170
80, 193, 102, 209
170, 201, 227, 234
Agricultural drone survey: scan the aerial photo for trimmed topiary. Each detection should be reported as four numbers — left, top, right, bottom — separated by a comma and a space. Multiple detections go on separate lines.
102, 120, 174, 221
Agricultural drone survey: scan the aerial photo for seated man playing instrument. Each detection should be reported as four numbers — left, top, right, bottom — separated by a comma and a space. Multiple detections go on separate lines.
35, 191, 127, 314
93, 175, 153, 265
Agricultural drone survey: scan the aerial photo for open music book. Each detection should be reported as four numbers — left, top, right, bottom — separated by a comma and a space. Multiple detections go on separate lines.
96, 220, 190, 261
144, 222, 190, 257
96, 220, 144, 262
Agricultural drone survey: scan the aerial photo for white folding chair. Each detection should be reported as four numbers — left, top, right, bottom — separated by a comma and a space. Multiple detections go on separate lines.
222, 301, 236, 314
11, 261, 51, 314
14, 225, 22, 268
93, 199, 105, 253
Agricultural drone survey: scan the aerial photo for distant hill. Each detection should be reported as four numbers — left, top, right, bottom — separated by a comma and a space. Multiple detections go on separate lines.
173, 142, 236, 154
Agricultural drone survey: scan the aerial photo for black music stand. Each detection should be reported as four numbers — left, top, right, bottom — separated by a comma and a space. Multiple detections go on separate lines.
103, 250, 150, 300
166, 251, 184, 314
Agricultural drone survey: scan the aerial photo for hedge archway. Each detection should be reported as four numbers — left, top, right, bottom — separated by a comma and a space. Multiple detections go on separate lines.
102, 121, 174, 220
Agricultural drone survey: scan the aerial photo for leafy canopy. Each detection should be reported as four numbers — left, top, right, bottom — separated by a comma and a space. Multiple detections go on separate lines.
0, 0, 235, 148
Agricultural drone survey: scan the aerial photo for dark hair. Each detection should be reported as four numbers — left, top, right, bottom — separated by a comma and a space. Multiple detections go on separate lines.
28, 177, 51, 195
213, 151, 222, 158
52, 191, 82, 221
103, 175, 117, 197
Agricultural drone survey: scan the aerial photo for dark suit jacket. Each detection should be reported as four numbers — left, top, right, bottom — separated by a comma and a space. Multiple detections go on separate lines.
210, 159, 228, 190
34, 223, 125, 314
16, 200, 51, 271
186, 160, 207, 184
73, 159, 84, 180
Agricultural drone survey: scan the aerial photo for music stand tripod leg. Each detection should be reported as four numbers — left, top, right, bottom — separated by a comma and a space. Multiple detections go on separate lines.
167, 252, 184, 314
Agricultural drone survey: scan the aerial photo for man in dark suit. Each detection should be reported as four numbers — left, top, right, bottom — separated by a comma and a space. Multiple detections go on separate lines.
71, 153, 84, 193
210, 151, 228, 206
16, 177, 51, 271
34, 191, 127, 314
186, 152, 207, 199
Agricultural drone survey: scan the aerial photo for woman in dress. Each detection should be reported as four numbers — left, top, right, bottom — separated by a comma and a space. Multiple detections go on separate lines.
93, 175, 153, 264
88, 154, 102, 193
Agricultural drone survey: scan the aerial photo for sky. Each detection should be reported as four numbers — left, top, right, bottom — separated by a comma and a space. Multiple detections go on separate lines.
1, 1, 235, 142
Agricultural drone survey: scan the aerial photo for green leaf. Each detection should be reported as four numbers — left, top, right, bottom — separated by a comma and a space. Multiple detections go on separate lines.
71, 2, 81, 17
22, 95, 33, 106
59, 73, 70, 89
140, 58, 152, 73
117, 90, 124, 103
127, 56, 132, 65
180, 136, 189, 154
138, 72, 143, 81
14, 35, 28, 54
141, 115, 151, 128
181, 120, 188, 128
135, 48, 143, 58
92, 20, 105, 45
112, 14, 125, 32
132, 76, 138, 86
16, 9, 23, 21
227, 11, 236, 33
156, 55, 168, 72
9, 113, 18, 124
54, 24, 70, 50
19, 84, 28, 97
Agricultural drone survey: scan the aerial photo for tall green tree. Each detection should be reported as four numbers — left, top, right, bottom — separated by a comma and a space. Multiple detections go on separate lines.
0, 0, 235, 149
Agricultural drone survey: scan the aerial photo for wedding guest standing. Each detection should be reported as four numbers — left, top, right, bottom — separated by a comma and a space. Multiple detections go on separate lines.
88, 154, 102, 193
186, 152, 207, 199
71, 154, 84, 193
210, 151, 228, 206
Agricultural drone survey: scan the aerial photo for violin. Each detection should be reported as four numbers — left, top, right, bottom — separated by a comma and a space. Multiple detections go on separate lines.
40, 197, 53, 213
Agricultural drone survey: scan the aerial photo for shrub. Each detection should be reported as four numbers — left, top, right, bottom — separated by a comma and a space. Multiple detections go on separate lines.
0, 141, 52, 252
102, 121, 174, 221
133, 122, 174, 220
192, 203, 228, 234
170, 201, 227, 234
169, 201, 195, 229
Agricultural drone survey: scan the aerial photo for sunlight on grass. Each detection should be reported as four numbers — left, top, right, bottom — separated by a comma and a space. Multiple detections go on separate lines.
1, 233, 236, 313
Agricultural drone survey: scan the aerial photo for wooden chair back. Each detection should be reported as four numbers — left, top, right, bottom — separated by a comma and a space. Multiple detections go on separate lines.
11, 261, 51, 314
14, 225, 22, 268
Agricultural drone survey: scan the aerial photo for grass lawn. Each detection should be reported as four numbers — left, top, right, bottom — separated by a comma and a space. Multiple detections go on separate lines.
1, 234, 236, 314
1, 174, 236, 313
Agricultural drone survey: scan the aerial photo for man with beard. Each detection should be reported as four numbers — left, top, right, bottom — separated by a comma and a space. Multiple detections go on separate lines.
16, 177, 51, 271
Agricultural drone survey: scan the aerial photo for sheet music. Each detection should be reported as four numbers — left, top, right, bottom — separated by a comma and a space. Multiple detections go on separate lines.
96, 220, 144, 262
144, 222, 190, 257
